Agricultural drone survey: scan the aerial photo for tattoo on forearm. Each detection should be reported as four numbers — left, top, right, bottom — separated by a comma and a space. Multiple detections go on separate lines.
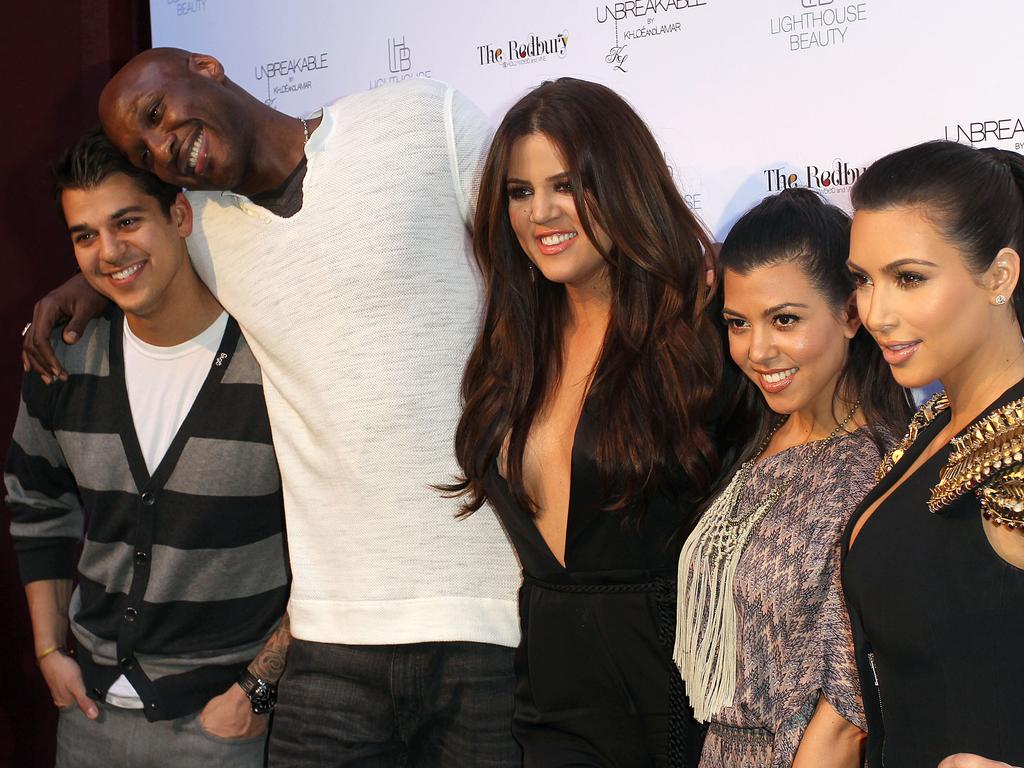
249, 614, 291, 683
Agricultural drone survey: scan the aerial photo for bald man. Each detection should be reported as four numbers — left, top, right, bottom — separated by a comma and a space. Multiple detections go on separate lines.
22, 48, 522, 767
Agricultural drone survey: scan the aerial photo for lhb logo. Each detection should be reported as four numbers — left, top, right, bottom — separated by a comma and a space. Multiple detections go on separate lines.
801, 0, 833, 5
388, 38, 411, 73
371, 37, 431, 89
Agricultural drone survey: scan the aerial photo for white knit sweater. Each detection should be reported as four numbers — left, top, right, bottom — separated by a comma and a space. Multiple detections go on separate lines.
185, 79, 520, 647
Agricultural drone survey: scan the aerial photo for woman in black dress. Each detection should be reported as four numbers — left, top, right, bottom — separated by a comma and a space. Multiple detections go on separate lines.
445, 78, 728, 767
843, 140, 1024, 768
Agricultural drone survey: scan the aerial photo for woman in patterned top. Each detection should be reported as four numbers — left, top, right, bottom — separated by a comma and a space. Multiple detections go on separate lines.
675, 188, 911, 767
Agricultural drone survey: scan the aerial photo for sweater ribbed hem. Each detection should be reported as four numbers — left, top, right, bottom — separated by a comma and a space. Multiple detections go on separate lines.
288, 596, 520, 648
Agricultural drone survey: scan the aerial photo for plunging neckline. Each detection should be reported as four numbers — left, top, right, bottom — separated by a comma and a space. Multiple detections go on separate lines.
495, 401, 603, 572
493, 409, 585, 573
844, 378, 1024, 557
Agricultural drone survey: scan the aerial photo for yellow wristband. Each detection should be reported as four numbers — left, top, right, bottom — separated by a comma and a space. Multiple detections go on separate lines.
37, 645, 65, 664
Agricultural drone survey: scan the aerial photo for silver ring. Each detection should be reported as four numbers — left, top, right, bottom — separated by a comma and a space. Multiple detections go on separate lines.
21, 322, 31, 337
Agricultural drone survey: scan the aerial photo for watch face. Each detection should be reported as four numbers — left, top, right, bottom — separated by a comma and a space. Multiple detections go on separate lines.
249, 680, 277, 714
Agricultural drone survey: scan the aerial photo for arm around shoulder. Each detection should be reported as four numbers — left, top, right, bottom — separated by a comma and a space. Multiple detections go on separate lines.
22, 272, 108, 381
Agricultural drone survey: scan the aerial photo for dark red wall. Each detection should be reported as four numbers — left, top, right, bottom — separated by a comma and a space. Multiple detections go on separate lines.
0, 4, 150, 766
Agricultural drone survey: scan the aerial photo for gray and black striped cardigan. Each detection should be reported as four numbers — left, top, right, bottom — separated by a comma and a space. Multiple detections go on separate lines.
5, 307, 289, 721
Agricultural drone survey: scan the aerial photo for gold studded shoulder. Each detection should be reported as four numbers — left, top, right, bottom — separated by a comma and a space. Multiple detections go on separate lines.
929, 397, 1024, 529
976, 467, 1024, 530
877, 391, 950, 483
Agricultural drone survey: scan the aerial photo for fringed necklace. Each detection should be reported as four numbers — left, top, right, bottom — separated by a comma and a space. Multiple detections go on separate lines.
672, 401, 859, 722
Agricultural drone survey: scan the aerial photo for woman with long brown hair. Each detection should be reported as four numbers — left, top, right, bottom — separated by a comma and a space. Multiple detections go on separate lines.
446, 78, 727, 766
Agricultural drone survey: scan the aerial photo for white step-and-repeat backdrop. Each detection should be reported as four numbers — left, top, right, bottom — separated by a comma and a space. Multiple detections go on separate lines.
152, 0, 1023, 240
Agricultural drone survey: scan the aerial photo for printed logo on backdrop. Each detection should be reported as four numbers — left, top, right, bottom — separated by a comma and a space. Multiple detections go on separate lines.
166, 0, 206, 16
944, 116, 1024, 151
477, 30, 569, 68
769, 1, 868, 52
662, 151, 704, 212
254, 53, 329, 107
370, 37, 432, 89
595, 0, 709, 74
763, 158, 866, 195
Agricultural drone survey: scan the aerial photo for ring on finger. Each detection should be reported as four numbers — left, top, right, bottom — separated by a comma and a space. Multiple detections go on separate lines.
21, 322, 31, 337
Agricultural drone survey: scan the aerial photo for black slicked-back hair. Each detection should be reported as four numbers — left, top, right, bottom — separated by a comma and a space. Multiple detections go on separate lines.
53, 128, 181, 221
852, 140, 1024, 330
718, 188, 912, 461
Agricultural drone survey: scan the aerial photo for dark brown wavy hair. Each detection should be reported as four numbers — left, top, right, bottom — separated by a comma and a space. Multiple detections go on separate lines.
446, 77, 723, 518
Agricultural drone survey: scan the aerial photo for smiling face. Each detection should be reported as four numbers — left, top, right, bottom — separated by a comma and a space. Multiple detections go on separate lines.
62, 173, 193, 320
99, 50, 254, 192
847, 206, 1009, 389
723, 259, 859, 418
506, 132, 611, 292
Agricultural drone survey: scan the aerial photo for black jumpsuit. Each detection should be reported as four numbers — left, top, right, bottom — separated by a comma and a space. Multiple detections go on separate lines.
484, 405, 706, 768
842, 379, 1024, 768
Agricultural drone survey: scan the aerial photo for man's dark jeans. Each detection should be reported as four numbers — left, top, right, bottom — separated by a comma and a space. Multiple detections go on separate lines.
268, 640, 520, 767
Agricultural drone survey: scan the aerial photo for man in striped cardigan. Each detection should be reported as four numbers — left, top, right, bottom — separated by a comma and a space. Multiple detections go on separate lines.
5, 130, 289, 767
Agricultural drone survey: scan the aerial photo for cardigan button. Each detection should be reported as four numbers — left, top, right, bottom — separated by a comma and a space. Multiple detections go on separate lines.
124, 608, 138, 623
134, 551, 148, 565
119, 657, 134, 670
141, 492, 156, 506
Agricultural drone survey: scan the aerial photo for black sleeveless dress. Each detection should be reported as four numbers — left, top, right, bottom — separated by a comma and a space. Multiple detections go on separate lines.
483, 402, 707, 768
842, 379, 1024, 768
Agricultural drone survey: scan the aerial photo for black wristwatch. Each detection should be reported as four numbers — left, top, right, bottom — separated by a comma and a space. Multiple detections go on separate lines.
238, 669, 277, 715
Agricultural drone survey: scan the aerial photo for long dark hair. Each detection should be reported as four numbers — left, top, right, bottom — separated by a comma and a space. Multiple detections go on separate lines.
718, 188, 911, 460
447, 77, 723, 517
852, 140, 1024, 330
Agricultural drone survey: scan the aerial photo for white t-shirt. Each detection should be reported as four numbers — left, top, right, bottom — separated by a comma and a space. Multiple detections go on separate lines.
185, 80, 522, 646
106, 312, 228, 708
